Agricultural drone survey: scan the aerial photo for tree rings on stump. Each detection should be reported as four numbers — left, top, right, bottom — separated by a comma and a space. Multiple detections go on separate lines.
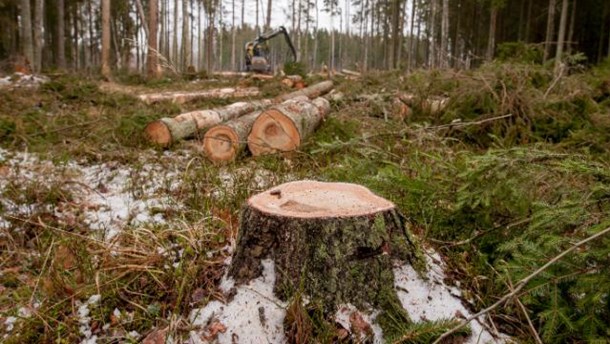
228, 180, 422, 314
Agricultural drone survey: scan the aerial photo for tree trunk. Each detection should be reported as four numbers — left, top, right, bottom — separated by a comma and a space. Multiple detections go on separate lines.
266, 0, 273, 30
57, 0, 66, 69
408, 0, 416, 69
144, 80, 334, 146
544, 0, 557, 62
135, 0, 149, 38
566, 0, 576, 55
138, 87, 260, 104
428, 0, 437, 68
33, 0, 43, 73
555, 0, 569, 74
525, 0, 533, 43
203, 110, 263, 162
486, 5, 498, 61
182, 0, 190, 70
101, 0, 111, 78
148, 0, 160, 78
20, 0, 34, 72
440, 0, 449, 68
172, 0, 179, 67
247, 97, 330, 156
227, 180, 421, 314
231, 0, 236, 70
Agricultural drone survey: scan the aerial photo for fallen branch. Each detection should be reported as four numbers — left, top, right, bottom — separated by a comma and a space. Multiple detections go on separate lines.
432, 225, 610, 344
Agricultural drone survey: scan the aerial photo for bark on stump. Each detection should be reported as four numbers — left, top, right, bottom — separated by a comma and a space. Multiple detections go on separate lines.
228, 180, 422, 315
247, 97, 331, 156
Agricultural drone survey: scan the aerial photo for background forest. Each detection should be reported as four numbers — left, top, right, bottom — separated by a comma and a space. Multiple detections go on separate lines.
1, 0, 609, 75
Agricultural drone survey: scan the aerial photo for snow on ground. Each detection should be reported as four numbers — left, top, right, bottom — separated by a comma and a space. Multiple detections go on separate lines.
0, 73, 49, 88
394, 250, 503, 343
0, 148, 187, 239
189, 259, 287, 344
188, 252, 506, 343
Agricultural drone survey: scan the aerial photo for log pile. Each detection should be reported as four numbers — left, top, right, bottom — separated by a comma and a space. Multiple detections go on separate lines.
144, 81, 335, 161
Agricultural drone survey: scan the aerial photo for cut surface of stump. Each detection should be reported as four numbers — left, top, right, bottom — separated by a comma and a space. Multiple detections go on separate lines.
228, 180, 423, 324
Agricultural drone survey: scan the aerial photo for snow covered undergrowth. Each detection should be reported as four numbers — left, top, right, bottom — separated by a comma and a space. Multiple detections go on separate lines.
0, 148, 187, 239
188, 252, 505, 343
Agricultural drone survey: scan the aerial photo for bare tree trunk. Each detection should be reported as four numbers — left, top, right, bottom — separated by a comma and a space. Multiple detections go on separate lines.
525, 0, 532, 42
362, 0, 369, 72
544, 0, 557, 62
57, 0, 66, 69
486, 5, 498, 61
408, 0, 417, 70
173, 0, 179, 66
231, 0, 236, 70
241, 0, 245, 28
182, 0, 190, 69
312, 0, 319, 71
415, 3, 422, 68
256, 0, 259, 32
101, 0, 111, 78
33, 0, 43, 72
135, 0, 149, 38
148, 0, 160, 78
566, 0, 576, 54
440, 0, 449, 68
554, 0, 569, 74
428, 0, 437, 68
266, 0, 273, 30
390, 0, 401, 69
160, 0, 166, 59
20, 0, 34, 71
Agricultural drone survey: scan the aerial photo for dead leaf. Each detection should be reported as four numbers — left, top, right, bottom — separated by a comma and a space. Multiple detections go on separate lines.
142, 327, 168, 344
349, 311, 372, 338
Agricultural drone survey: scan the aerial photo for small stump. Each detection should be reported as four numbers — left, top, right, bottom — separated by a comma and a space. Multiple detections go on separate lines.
228, 180, 422, 315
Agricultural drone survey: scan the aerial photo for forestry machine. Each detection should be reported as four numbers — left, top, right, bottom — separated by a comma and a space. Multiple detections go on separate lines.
245, 26, 297, 73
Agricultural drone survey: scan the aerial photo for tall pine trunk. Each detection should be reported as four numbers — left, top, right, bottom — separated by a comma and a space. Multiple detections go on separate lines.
57, 0, 66, 69
231, 0, 236, 70
544, 0, 557, 62
182, 0, 190, 69
440, 0, 449, 68
554, 0, 569, 74
486, 5, 498, 61
101, 0, 111, 78
20, 0, 34, 71
148, 0, 159, 78
428, 0, 437, 69
266, 0, 273, 30
408, 0, 417, 69
172, 0, 178, 67
566, 0, 577, 54
33, 0, 43, 72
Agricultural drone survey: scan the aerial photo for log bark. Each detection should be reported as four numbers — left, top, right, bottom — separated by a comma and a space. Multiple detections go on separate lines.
138, 87, 260, 104
247, 97, 330, 156
228, 180, 421, 314
398, 93, 449, 114
202, 110, 263, 162
145, 99, 272, 146
144, 81, 334, 146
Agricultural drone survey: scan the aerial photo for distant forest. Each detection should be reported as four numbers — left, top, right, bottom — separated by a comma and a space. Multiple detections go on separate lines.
1, 0, 609, 76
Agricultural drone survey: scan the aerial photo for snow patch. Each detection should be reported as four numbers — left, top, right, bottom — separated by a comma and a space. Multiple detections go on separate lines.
190, 259, 287, 344
394, 251, 501, 343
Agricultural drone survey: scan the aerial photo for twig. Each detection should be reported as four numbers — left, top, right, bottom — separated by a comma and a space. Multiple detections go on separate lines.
544, 65, 564, 99
29, 237, 55, 305
424, 114, 514, 131
432, 225, 610, 344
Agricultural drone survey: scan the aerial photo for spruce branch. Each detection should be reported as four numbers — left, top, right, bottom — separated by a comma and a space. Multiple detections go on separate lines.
432, 225, 610, 344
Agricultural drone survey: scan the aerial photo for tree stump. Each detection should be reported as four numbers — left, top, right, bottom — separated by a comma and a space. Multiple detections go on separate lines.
228, 181, 423, 317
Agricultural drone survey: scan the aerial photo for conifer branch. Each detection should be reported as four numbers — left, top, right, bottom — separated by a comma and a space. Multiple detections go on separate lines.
433, 225, 610, 344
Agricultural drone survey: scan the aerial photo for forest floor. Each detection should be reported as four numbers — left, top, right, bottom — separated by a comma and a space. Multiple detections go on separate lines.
1, 62, 610, 343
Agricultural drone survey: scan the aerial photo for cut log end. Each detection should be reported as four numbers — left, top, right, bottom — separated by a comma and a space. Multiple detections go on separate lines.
144, 120, 172, 146
248, 109, 301, 155
250, 180, 395, 218
202, 125, 240, 162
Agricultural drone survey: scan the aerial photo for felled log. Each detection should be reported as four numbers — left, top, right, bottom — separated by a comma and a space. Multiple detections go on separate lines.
138, 87, 260, 104
341, 69, 362, 77
144, 80, 334, 146
247, 97, 330, 156
228, 180, 421, 314
281, 75, 304, 88
202, 110, 262, 162
399, 93, 449, 114
212, 71, 251, 78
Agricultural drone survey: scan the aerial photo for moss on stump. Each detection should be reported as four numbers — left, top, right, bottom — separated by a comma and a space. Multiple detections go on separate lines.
227, 180, 424, 328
